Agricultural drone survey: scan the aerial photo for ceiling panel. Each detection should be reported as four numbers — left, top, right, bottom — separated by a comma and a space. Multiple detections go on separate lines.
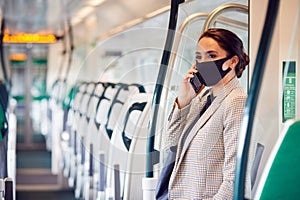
1, 0, 83, 34
0, 0, 248, 45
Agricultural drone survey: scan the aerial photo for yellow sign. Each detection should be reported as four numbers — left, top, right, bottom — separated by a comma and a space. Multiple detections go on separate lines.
3, 33, 57, 43
9, 53, 27, 61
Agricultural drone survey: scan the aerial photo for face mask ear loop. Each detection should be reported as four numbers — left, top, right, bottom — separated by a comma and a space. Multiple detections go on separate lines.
226, 55, 238, 71
222, 56, 232, 71
214, 57, 232, 73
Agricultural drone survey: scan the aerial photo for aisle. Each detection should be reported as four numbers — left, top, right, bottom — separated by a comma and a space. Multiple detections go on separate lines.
17, 190, 75, 200
15, 136, 74, 200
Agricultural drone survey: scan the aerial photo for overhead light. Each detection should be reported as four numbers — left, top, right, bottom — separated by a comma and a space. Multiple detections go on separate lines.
9, 53, 27, 61
3, 33, 57, 44
86, 0, 106, 7
71, 0, 105, 25
71, 17, 83, 26
77, 6, 94, 19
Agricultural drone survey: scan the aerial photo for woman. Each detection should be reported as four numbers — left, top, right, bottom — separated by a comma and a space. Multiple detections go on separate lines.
164, 28, 250, 199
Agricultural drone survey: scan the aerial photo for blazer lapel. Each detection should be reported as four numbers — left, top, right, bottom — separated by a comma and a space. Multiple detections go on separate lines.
179, 96, 222, 157
175, 84, 237, 170
175, 90, 210, 157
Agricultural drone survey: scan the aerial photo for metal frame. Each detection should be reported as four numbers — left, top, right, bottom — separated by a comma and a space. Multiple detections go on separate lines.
167, 7, 248, 84
202, 3, 248, 32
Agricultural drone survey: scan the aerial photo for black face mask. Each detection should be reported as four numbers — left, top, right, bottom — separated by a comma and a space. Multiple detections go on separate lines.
195, 56, 232, 86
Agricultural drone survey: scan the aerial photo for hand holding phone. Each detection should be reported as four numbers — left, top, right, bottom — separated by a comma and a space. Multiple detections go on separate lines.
189, 72, 203, 94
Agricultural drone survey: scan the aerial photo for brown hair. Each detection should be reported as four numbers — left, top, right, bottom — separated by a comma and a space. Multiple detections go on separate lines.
199, 28, 249, 78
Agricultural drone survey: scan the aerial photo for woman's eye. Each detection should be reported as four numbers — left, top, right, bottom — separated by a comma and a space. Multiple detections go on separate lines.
208, 54, 217, 58
195, 55, 202, 60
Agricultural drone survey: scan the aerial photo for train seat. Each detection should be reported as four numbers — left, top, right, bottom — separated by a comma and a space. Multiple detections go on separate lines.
62, 82, 86, 178
60, 83, 82, 167
92, 84, 146, 198
68, 82, 97, 187
0, 83, 9, 179
250, 142, 264, 193
79, 83, 146, 200
0, 177, 13, 200
76, 83, 119, 199
69, 82, 88, 139
0, 82, 16, 199
98, 84, 146, 157
46, 80, 68, 151
123, 96, 151, 200
254, 120, 300, 199
104, 92, 151, 200
70, 82, 105, 197
0, 101, 8, 178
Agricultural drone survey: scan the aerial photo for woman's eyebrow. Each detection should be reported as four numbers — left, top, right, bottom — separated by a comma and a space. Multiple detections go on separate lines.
195, 50, 218, 55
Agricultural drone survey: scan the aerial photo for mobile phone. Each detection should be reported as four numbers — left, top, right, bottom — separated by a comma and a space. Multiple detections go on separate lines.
189, 72, 203, 93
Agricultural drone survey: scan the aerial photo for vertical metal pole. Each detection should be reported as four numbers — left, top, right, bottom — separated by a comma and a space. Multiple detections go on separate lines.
146, 0, 184, 178
0, 18, 10, 88
64, 20, 74, 83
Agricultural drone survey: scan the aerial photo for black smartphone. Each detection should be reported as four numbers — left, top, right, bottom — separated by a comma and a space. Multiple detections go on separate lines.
189, 72, 203, 94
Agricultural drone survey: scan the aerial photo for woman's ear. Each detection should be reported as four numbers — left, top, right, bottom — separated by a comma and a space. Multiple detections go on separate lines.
230, 55, 239, 69
223, 55, 239, 71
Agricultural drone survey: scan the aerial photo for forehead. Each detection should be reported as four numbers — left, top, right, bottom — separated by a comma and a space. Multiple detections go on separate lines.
197, 37, 225, 53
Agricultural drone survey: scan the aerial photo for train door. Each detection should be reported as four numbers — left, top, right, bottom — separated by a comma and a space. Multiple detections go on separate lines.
9, 46, 48, 150
246, 0, 300, 197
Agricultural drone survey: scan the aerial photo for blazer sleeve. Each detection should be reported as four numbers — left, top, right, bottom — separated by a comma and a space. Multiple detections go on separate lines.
162, 100, 191, 150
211, 93, 247, 200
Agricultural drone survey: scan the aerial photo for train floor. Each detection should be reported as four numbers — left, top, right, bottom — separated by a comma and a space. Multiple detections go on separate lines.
15, 134, 75, 200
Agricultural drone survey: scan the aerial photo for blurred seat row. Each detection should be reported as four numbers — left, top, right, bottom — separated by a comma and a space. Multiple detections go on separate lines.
47, 80, 153, 200
0, 81, 16, 200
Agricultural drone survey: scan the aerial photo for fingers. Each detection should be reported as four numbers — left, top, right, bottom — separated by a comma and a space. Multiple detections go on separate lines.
183, 65, 198, 82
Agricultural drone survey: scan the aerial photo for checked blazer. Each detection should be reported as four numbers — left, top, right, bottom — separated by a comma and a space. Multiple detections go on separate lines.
164, 77, 248, 200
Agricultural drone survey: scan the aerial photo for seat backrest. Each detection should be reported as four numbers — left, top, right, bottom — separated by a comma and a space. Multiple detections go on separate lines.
76, 82, 97, 137
86, 83, 105, 122
82, 83, 118, 173
251, 142, 264, 189
105, 92, 151, 200
49, 79, 60, 102
0, 82, 8, 142
123, 96, 151, 200
0, 82, 8, 112
72, 82, 87, 114
254, 120, 300, 199
0, 83, 8, 178
62, 82, 81, 111
94, 83, 118, 127
78, 82, 105, 163
78, 82, 96, 118
50, 79, 68, 105
0, 104, 7, 142
105, 83, 145, 139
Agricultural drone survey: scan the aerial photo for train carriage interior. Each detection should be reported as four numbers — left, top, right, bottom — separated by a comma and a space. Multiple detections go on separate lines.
0, 0, 300, 199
